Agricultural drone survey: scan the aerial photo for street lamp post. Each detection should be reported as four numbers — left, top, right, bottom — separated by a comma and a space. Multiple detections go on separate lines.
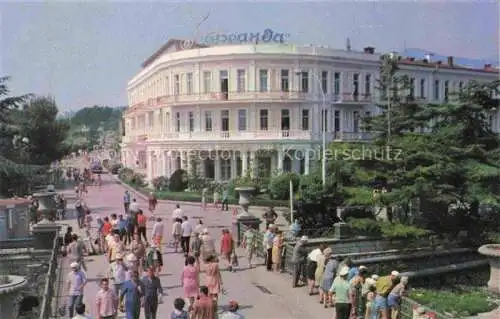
387, 52, 398, 143
296, 71, 327, 187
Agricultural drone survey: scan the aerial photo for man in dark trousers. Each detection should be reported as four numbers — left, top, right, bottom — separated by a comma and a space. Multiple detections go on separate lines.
141, 267, 163, 319
292, 235, 309, 287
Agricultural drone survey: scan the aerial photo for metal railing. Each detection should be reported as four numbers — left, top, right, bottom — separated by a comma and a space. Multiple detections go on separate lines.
38, 234, 60, 319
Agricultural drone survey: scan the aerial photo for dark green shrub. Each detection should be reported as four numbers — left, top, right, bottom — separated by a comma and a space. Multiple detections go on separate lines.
169, 169, 188, 192
347, 218, 430, 239
151, 176, 169, 191
268, 172, 300, 200
187, 175, 213, 192
110, 163, 122, 174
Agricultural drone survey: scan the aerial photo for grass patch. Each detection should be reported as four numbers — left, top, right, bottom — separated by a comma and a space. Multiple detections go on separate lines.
409, 287, 498, 317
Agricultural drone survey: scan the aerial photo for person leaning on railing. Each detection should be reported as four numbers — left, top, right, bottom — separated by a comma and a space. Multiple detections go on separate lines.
374, 270, 400, 319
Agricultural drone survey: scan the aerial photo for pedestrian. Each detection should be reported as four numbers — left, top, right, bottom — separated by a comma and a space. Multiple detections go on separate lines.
118, 215, 128, 242
191, 286, 217, 319
95, 278, 118, 319
130, 233, 146, 274
72, 303, 91, 319
220, 300, 245, 319
263, 225, 276, 271
136, 210, 148, 243
200, 229, 216, 265
108, 233, 124, 266
306, 244, 327, 295
262, 207, 278, 229
148, 191, 157, 214
291, 236, 308, 288
68, 234, 88, 272
119, 270, 144, 319
124, 254, 140, 281
171, 298, 189, 319
66, 262, 87, 318
204, 255, 222, 299
221, 187, 229, 211
181, 216, 192, 255
182, 255, 199, 309
241, 226, 257, 268
142, 267, 164, 319
172, 218, 182, 253
145, 242, 163, 275
194, 219, 204, 235
219, 229, 234, 271
190, 231, 202, 270
151, 217, 164, 249
172, 203, 183, 221
330, 267, 352, 319
123, 191, 131, 213
125, 214, 135, 246
130, 198, 139, 213
75, 199, 85, 229
111, 254, 127, 295
110, 214, 119, 232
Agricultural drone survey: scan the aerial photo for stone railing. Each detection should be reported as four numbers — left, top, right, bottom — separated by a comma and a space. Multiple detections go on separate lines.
38, 234, 60, 319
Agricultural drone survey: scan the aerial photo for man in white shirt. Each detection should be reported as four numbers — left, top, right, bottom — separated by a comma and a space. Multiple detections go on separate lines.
220, 300, 245, 319
172, 203, 183, 220
180, 216, 193, 255
129, 198, 139, 213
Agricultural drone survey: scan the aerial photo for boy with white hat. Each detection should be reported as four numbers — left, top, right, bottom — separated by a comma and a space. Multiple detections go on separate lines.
66, 262, 87, 318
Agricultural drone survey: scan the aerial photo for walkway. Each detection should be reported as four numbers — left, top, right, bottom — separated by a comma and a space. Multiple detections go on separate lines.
56, 173, 333, 318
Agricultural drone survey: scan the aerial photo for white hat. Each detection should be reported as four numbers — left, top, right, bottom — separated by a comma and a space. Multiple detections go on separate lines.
126, 254, 137, 262
359, 265, 367, 270
150, 242, 157, 248
371, 274, 379, 280
300, 235, 308, 242
391, 270, 400, 277
202, 228, 209, 234
365, 278, 376, 286
70, 262, 79, 268
339, 267, 349, 276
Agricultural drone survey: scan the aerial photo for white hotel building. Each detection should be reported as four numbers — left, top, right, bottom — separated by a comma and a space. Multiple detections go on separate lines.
121, 39, 499, 183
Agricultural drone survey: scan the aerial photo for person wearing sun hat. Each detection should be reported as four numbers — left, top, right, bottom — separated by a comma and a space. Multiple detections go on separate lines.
291, 235, 308, 287
374, 270, 400, 319
66, 261, 87, 318
329, 267, 352, 319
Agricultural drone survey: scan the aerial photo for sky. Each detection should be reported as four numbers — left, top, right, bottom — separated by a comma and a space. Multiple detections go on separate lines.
1, 0, 499, 111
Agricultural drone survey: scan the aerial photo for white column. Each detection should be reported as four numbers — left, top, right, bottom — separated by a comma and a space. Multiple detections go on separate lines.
250, 151, 256, 178
230, 152, 237, 179
277, 151, 284, 171
161, 151, 167, 176
180, 151, 187, 170
241, 151, 248, 177
187, 152, 193, 176
214, 151, 221, 181
147, 151, 153, 181
304, 152, 310, 175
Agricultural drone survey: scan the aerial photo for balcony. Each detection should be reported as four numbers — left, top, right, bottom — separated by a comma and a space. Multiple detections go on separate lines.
133, 91, 375, 108
333, 131, 373, 141
147, 129, 312, 142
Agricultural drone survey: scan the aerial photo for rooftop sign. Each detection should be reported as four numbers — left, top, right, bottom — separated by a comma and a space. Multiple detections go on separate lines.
200, 29, 290, 46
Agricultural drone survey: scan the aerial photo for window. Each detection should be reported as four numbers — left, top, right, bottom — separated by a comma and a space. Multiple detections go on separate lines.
281, 109, 290, 130
259, 109, 268, 130
221, 110, 229, 131
237, 69, 246, 92
334, 110, 340, 132
444, 80, 449, 102
203, 71, 211, 93
220, 70, 229, 100
238, 109, 247, 131
459, 81, 464, 91
164, 76, 169, 95
204, 111, 212, 131
434, 79, 440, 100
300, 71, 309, 93
174, 74, 180, 95
301, 109, 309, 130
353, 111, 360, 132
420, 79, 426, 98
321, 109, 328, 132
281, 69, 289, 92
321, 71, 328, 93
409, 78, 415, 97
365, 111, 371, 117
365, 74, 371, 96
186, 73, 193, 94
175, 112, 180, 132
353, 73, 359, 100
259, 69, 268, 92
334, 72, 341, 95
188, 112, 194, 132
220, 159, 231, 181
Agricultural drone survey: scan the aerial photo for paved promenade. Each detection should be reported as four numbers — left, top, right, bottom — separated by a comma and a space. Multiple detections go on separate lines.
56, 173, 332, 319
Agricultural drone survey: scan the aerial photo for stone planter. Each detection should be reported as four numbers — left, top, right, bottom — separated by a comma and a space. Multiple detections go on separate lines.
478, 244, 500, 295
32, 191, 57, 221
235, 187, 255, 218
0, 275, 27, 318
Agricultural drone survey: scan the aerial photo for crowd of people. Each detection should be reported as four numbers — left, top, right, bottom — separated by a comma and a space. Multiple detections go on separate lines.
63, 188, 246, 319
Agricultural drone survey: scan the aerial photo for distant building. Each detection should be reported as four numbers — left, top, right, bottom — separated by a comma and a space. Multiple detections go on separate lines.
121, 39, 498, 183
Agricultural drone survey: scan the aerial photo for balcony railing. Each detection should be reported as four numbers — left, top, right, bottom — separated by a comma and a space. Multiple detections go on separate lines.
333, 131, 373, 141
147, 129, 312, 141
130, 91, 374, 108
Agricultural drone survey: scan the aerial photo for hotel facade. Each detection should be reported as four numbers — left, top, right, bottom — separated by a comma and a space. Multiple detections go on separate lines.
121, 39, 498, 183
